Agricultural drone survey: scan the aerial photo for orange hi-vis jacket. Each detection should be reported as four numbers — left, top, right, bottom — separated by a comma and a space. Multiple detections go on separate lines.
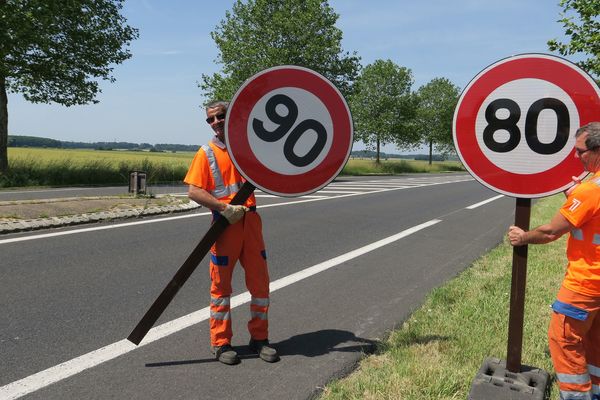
184, 136, 269, 347
560, 171, 600, 297
184, 137, 256, 207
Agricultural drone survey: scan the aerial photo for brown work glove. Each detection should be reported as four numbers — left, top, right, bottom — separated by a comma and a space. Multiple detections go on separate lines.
221, 204, 249, 224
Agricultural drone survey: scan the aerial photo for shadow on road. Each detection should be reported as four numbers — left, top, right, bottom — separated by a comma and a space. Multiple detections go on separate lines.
272, 329, 378, 357
145, 329, 377, 368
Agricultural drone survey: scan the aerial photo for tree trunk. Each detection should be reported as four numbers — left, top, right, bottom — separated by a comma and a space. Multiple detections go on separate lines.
376, 137, 381, 164
0, 76, 8, 174
428, 140, 433, 165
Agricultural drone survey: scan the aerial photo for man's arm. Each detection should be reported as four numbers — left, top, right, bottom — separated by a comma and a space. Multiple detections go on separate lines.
188, 185, 227, 212
508, 211, 574, 246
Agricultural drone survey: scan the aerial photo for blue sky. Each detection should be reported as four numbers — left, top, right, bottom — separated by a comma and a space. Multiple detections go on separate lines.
8, 0, 570, 152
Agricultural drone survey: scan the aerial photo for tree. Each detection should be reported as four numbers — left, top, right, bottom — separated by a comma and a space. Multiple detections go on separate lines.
548, 0, 600, 78
200, 0, 360, 102
415, 77, 460, 164
0, 0, 138, 173
349, 59, 418, 163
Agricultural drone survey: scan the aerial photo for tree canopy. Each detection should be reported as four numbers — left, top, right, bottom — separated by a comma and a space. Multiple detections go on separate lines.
200, 0, 361, 102
415, 77, 461, 163
0, 0, 138, 172
349, 59, 418, 163
548, 0, 600, 78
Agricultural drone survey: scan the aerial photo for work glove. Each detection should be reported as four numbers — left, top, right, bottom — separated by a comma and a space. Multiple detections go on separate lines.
221, 204, 249, 224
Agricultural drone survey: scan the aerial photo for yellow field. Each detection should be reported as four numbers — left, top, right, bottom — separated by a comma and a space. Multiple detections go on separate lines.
7, 147, 197, 168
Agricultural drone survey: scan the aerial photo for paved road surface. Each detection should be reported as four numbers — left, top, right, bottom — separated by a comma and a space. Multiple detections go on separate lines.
0, 174, 515, 399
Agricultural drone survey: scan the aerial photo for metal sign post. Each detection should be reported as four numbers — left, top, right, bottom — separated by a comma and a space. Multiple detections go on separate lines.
506, 197, 531, 372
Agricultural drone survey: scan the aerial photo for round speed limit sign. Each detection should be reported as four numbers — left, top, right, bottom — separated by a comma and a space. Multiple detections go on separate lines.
226, 66, 353, 197
453, 53, 600, 198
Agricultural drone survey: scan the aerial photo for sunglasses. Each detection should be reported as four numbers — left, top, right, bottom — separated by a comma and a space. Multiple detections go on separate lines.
206, 113, 226, 124
575, 147, 597, 156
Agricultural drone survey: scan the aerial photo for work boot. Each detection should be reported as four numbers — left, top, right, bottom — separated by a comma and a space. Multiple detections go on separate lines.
212, 344, 240, 365
249, 338, 279, 363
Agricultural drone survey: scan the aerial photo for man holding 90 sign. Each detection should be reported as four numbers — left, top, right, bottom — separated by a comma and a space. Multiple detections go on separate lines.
508, 122, 600, 400
184, 100, 278, 365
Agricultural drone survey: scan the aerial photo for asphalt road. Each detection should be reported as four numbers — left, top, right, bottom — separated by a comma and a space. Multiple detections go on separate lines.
0, 174, 516, 399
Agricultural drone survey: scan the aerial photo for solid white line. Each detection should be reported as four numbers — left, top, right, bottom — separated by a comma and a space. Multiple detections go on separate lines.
0, 178, 467, 245
466, 195, 505, 209
0, 219, 442, 399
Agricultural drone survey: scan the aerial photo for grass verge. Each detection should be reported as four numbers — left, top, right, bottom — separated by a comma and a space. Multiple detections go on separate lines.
1, 149, 465, 188
320, 195, 566, 400
342, 158, 464, 175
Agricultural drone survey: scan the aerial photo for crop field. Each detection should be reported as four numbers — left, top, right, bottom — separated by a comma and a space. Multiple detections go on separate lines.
1, 148, 465, 188
3, 148, 197, 187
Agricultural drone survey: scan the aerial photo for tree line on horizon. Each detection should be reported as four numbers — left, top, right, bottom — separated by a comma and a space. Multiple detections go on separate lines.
7, 135, 200, 152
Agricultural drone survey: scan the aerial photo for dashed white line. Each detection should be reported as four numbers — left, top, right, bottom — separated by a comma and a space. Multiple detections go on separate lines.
466, 195, 505, 209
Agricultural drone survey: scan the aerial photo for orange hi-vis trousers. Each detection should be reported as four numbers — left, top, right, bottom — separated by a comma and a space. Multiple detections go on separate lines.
549, 286, 600, 400
209, 209, 269, 347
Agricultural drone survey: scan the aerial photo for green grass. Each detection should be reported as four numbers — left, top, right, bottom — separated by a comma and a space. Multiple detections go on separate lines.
342, 158, 465, 175
2, 148, 195, 187
0, 149, 465, 188
320, 195, 565, 400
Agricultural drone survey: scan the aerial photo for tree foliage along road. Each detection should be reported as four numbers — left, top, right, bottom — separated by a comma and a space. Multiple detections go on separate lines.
0, 0, 138, 173
349, 59, 419, 164
415, 78, 461, 164
200, 0, 361, 102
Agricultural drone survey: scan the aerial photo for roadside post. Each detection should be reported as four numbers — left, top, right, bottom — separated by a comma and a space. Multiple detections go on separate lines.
127, 65, 353, 345
452, 53, 600, 399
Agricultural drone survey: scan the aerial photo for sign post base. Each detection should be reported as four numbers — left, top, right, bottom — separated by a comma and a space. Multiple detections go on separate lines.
468, 358, 549, 400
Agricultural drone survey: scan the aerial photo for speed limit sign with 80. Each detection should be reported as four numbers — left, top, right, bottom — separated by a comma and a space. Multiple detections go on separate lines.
453, 53, 600, 198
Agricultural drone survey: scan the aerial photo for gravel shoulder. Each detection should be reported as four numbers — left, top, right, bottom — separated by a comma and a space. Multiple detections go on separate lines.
0, 195, 200, 233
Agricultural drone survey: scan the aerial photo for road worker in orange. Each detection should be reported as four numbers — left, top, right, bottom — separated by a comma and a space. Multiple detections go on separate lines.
184, 100, 278, 365
508, 122, 600, 400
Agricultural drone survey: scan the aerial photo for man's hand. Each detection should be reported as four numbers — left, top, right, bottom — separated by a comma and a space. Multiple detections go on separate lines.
508, 225, 527, 246
221, 204, 249, 224
564, 175, 583, 197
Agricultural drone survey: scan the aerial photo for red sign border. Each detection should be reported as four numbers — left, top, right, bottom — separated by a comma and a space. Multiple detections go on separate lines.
453, 53, 599, 198
226, 66, 353, 197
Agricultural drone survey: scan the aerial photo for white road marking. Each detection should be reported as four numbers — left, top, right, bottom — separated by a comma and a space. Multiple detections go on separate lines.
0, 175, 473, 246
466, 195, 505, 209
0, 219, 442, 400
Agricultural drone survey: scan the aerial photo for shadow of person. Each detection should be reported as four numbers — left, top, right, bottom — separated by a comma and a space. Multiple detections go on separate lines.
269, 329, 378, 358
145, 329, 378, 367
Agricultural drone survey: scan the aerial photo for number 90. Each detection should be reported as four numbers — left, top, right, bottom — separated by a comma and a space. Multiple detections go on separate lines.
252, 94, 327, 167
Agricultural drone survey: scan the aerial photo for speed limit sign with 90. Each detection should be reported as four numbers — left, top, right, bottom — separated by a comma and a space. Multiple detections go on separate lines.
453, 53, 600, 198
226, 66, 353, 197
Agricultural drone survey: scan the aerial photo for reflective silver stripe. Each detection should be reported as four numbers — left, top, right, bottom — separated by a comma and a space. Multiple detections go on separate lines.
211, 297, 230, 307
593, 234, 600, 245
572, 229, 584, 241
251, 311, 268, 320
590, 364, 600, 377
202, 144, 243, 199
557, 372, 591, 384
559, 390, 592, 399
251, 297, 270, 307
210, 310, 231, 320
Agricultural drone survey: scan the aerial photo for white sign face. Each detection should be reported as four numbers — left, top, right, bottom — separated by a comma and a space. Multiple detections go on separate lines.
453, 54, 600, 198
475, 78, 579, 175
226, 65, 353, 197
246, 87, 334, 175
